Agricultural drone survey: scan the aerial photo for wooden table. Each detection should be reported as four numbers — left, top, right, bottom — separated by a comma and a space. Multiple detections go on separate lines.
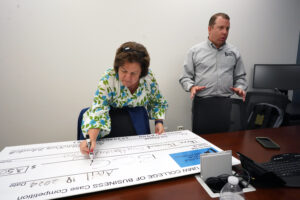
69, 126, 300, 200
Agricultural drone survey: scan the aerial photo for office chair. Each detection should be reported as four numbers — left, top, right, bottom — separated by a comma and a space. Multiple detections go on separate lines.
77, 107, 89, 140
286, 33, 300, 125
77, 106, 150, 140
229, 98, 246, 132
285, 90, 300, 125
192, 97, 232, 134
245, 91, 289, 129
285, 35, 300, 125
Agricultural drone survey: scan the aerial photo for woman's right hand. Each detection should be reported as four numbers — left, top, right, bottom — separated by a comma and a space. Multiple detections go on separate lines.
80, 140, 90, 155
79, 129, 99, 155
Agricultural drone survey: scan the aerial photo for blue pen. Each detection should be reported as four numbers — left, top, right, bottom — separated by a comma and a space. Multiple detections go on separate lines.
85, 134, 94, 165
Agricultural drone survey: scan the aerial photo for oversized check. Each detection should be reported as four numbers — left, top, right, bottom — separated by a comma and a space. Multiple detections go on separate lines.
0, 130, 240, 199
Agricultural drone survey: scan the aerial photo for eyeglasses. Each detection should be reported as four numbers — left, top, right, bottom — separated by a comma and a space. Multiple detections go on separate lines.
121, 46, 146, 57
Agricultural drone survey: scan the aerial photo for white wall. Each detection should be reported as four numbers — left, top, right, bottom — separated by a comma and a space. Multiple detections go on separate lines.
1, 0, 300, 150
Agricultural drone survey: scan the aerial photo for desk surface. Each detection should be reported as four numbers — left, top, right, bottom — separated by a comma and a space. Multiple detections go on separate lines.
70, 126, 300, 200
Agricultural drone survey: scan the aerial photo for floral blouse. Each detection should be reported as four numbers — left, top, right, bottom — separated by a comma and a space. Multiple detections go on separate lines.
81, 68, 168, 138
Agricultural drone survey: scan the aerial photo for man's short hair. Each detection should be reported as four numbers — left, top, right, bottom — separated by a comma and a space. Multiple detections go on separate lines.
209, 13, 230, 27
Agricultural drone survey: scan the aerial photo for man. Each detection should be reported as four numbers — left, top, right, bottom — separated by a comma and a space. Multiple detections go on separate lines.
179, 13, 248, 134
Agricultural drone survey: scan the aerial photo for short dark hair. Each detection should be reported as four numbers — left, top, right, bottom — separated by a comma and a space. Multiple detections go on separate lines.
208, 13, 230, 27
114, 41, 150, 78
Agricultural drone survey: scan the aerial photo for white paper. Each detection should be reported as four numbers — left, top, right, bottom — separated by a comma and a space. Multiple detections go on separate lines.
0, 130, 240, 200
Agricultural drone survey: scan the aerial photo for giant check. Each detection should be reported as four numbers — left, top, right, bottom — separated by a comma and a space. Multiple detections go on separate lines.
0, 130, 240, 199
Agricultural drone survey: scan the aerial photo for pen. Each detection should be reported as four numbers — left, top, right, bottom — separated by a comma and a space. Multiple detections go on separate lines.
85, 134, 94, 166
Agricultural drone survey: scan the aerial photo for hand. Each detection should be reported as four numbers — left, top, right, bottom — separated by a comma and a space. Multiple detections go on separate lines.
155, 122, 164, 134
80, 129, 99, 155
231, 87, 246, 102
190, 86, 206, 99
80, 140, 90, 155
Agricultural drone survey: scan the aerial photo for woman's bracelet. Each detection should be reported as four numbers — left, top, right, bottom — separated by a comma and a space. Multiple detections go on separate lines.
155, 119, 163, 125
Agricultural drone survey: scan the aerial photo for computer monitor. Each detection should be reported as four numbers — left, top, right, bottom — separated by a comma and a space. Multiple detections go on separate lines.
253, 64, 300, 90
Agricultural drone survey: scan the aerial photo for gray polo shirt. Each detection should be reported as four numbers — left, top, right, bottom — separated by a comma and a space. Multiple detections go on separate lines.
179, 39, 248, 98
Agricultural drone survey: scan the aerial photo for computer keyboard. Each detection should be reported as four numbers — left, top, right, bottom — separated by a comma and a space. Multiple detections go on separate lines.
237, 152, 300, 187
261, 153, 300, 177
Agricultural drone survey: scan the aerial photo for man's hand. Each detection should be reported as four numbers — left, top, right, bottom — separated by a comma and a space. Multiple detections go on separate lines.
231, 87, 246, 101
155, 122, 164, 134
190, 86, 206, 99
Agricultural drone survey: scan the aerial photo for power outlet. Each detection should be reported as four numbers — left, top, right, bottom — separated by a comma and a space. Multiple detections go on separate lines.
177, 126, 184, 131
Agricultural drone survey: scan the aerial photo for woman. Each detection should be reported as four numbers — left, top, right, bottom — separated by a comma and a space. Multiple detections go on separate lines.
80, 41, 168, 155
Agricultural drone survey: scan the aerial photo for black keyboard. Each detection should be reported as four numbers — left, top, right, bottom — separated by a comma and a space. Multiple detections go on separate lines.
237, 152, 300, 187
261, 154, 300, 177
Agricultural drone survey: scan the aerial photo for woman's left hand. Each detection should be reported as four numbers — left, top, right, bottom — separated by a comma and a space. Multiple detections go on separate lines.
155, 123, 165, 134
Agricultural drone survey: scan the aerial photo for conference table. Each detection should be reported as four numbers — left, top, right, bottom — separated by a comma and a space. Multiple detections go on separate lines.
70, 125, 300, 200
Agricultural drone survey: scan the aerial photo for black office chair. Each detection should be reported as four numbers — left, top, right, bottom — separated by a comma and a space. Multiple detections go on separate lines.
77, 106, 150, 140
245, 91, 290, 129
285, 89, 300, 125
229, 98, 246, 132
192, 97, 232, 134
77, 107, 89, 140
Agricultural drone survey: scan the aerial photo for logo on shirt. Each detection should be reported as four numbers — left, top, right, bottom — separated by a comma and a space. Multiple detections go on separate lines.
225, 51, 234, 57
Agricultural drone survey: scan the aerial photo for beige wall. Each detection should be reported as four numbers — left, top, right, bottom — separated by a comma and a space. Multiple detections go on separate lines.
1, 0, 300, 150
